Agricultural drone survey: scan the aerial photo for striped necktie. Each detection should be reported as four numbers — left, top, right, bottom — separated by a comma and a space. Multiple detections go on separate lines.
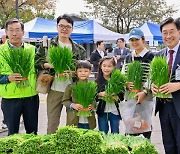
168, 50, 174, 77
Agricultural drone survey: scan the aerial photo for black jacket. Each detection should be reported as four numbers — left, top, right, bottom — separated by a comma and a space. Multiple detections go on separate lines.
90, 50, 105, 72
96, 76, 123, 117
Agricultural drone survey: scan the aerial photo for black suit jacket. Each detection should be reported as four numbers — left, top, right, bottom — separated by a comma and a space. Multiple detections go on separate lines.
155, 44, 180, 118
90, 50, 104, 72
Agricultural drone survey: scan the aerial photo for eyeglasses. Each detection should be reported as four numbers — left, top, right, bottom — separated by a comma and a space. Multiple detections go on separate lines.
58, 24, 72, 30
162, 30, 176, 37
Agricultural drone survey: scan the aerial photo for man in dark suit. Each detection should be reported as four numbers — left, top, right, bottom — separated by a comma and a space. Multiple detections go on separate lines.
90, 40, 105, 78
151, 17, 180, 154
114, 38, 130, 69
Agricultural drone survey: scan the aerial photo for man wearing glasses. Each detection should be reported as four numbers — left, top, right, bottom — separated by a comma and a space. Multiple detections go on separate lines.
37, 14, 86, 134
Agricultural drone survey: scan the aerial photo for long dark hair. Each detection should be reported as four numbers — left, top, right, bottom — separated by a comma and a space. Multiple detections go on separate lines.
96, 56, 116, 84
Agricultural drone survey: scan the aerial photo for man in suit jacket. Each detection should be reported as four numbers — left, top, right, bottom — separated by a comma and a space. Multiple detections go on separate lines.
151, 17, 180, 154
114, 38, 130, 69
90, 41, 105, 78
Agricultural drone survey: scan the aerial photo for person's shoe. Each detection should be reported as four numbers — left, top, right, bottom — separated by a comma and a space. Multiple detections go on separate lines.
1, 122, 7, 129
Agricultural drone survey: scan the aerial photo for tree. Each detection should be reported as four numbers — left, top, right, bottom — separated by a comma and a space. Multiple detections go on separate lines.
80, 0, 176, 33
0, 0, 56, 28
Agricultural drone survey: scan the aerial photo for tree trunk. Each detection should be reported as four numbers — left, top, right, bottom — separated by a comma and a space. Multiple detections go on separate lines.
117, 15, 120, 33
120, 18, 123, 33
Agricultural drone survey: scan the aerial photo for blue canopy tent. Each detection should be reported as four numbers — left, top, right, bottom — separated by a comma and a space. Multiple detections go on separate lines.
24, 18, 57, 38
140, 22, 163, 45
24, 18, 124, 43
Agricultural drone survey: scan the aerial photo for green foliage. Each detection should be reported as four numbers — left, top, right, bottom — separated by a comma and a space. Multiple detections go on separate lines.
126, 61, 143, 98
72, 81, 97, 117
103, 134, 157, 154
13, 136, 42, 154
55, 126, 84, 153
150, 56, 170, 98
105, 143, 129, 154
0, 136, 21, 153
0, 47, 35, 87
131, 141, 158, 154
75, 130, 104, 154
0, 126, 158, 154
0, 47, 34, 77
123, 135, 149, 148
102, 69, 126, 103
11, 133, 36, 140
81, 0, 175, 33
106, 69, 126, 94
0, 0, 56, 28
48, 46, 74, 81
104, 134, 129, 154
39, 134, 57, 154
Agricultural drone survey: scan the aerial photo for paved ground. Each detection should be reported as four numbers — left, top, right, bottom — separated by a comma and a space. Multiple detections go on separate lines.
0, 94, 165, 154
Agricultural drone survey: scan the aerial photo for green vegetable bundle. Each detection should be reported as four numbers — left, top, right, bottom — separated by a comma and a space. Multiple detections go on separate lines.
48, 46, 74, 81
0, 47, 34, 87
124, 135, 148, 148
0, 136, 21, 153
0, 126, 158, 153
103, 134, 129, 154
40, 134, 57, 154
72, 81, 97, 117
131, 141, 158, 154
13, 136, 42, 154
102, 69, 126, 103
55, 126, 84, 153
126, 61, 143, 98
150, 56, 170, 98
76, 130, 104, 154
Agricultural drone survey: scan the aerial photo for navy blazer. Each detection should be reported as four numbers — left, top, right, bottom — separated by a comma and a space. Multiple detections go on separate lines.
90, 50, 104, 72
114, 47, 130, 68
155, 44, 180, 118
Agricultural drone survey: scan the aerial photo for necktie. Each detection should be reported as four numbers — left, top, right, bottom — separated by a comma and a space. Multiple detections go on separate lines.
168, 50, 174, 77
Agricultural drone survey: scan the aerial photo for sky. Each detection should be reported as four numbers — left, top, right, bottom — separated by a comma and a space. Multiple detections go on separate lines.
55, 0, 180, 18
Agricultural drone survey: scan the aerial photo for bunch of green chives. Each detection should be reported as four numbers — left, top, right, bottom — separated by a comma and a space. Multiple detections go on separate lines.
0, 47, 34, 87
150, 56, 170, 98
102, 69, 126, 103
126, 61, 143, 98
48, 46, 74, 81
72, 81, 97, 117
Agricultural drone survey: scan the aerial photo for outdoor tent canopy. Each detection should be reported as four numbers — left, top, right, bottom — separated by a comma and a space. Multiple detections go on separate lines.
140, 22, 163, 45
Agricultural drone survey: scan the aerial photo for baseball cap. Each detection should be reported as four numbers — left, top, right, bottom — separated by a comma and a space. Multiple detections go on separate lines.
129, 28, 144, 40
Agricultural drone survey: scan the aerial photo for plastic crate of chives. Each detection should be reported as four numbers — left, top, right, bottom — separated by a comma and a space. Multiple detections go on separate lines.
150, 56, 170, 98
72, 81, 97, 117
47, 46, 75, 81
101, 69, 126, 103
125, 61, 150, 98
0, 47, 34, 88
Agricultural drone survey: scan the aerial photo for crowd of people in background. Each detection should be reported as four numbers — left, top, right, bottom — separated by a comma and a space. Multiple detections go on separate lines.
0, 14, 180, 154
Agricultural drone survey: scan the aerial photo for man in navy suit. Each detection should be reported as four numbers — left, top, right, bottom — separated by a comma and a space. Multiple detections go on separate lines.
114, 38, 130, 69
151, 17, 180, 154
90, 40, 105, 78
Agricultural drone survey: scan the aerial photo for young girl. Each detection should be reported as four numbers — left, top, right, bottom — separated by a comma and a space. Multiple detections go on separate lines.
120, 28, 154, 139
62, 60, 96, 129
96, 57, 123, 134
